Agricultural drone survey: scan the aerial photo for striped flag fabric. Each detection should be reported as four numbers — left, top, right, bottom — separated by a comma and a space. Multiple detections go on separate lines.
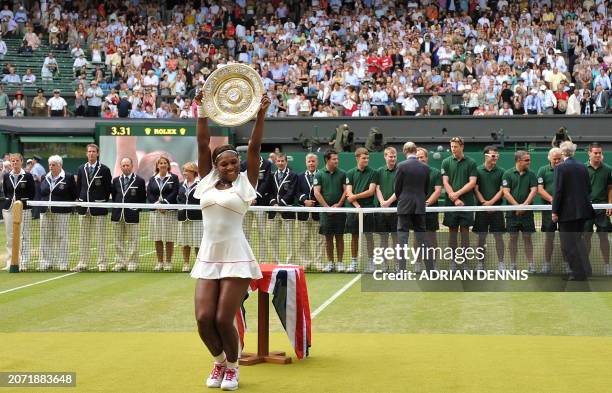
236, 264, 312, 359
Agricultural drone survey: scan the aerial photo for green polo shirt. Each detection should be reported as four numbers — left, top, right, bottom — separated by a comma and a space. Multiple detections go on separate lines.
502, 167, 538, 204
376, 165, 397, 202
345, 166, 378, 207
313, 167, 346, 205
476, 164, 505, 205
536, 164, 555, 203
441, 155, 478, 206
587, 162, 612, 203
426, 166, 442, 205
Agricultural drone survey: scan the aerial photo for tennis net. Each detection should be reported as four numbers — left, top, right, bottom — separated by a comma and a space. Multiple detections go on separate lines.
3, 201, 611, 275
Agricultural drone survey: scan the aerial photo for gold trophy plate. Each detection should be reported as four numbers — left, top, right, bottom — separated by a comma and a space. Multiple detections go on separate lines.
201, 64, 264, 127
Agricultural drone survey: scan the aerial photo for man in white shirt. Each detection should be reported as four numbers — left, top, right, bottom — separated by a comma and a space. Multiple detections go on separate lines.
286, 91, 300, 116
565, 89, 581, 115
143, 70, 159, 90
402, 92, 419, 115
47, 89, 67, 117
71, 43, 85, 58
538, 85, 557, 115
73, 54, 88, 73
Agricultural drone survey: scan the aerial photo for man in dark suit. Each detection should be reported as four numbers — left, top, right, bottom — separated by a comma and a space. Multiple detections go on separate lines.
552, 141, 595, 281
268, 152, 297, 264
39, 155, 78, 271
111, 157, 146, 272
74, 143, 112, 272
241, 156, 273, 262
394, 142, 430, 271
2, 153, 36, 271
296, 153, 323, 269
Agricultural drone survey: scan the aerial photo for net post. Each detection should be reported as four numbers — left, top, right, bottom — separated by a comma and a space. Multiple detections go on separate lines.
9, 201, 23, 273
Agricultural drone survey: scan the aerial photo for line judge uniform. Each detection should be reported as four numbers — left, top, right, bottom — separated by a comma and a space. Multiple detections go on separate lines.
177, 178, 203, 249
76, 160, 112, 269
146, 172, 180, 242
39, 170, 78, 270
2, 169, 36, 270
241, 157, 273, 262
111, 172, 146, 271
268, 166, 298, 264
297, 168, 324, 268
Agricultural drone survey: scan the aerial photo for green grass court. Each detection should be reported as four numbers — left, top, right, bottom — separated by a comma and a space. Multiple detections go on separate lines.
1, 272, 612, 392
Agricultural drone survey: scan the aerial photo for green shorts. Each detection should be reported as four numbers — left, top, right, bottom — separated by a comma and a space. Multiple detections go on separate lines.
473, 211, 506, 233
319, 212, 346, 235
584, 210, 611, 232
540, 211, 558, 232
443, 211, 474, 228
425, 212, 440, 232
505, 211, 535, 233
345, 211, 375, 234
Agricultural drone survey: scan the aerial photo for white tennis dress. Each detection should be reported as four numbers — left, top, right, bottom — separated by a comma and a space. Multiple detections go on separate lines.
190, 170, 262, 280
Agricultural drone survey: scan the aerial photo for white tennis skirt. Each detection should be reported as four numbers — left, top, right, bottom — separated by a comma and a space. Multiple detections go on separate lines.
148, 210, 178, 242
179, 220, 203, 247
190, 235, 262, 280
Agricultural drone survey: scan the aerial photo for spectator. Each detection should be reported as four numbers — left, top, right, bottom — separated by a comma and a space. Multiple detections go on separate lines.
0, 37, 6, 60
22, 68, 35, 84
71, 43, 85, 58
85, 80, 103, 117
47, 89, 68, 117
0, 85, 7, 117
74, 83, 87, 117
24, 29, 40, 51
41, 52, 58, 81
1, 67, 20, 84
31, 88, 47, 117
581, 90, 596, 115
566, 89, 581, 116
593, 85, 609, 113
10, 91, 26, 117
73, 53, 89, 75
426, 91, 445, 115
499, 101, 514, 116
401, 92, 419, 116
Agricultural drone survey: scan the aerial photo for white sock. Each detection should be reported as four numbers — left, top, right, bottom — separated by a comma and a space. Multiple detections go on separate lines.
214, 352, 226, 364
351, 257, 356, 263
226, 361, 238, 369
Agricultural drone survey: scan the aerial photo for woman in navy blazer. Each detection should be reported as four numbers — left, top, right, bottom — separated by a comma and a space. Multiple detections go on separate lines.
146, 156, 180, 271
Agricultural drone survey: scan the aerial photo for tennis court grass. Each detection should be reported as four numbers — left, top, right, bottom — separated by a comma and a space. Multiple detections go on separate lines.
1, 272, 612, 392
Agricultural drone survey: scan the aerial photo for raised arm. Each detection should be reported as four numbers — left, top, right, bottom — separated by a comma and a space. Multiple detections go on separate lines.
246, 95, 271, 187
194, 91, 212, 179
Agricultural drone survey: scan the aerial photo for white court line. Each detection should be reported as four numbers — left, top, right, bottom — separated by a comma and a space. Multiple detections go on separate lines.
0, 272, 79, 295
139, 250, 155, 257
311, 274, 361, 319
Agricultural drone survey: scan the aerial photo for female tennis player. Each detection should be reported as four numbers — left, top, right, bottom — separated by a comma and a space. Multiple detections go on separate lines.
191, 93, 270, 391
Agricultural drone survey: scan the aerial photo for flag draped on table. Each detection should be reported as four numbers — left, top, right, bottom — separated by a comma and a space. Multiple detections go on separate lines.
235, 265, 312, 359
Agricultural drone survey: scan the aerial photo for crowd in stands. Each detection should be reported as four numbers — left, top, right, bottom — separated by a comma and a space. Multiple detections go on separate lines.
0, 0, 610, 118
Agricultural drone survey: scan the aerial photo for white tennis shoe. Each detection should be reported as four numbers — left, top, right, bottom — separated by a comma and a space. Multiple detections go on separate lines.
206, 362, 226, 388
220, 367, 239, 391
